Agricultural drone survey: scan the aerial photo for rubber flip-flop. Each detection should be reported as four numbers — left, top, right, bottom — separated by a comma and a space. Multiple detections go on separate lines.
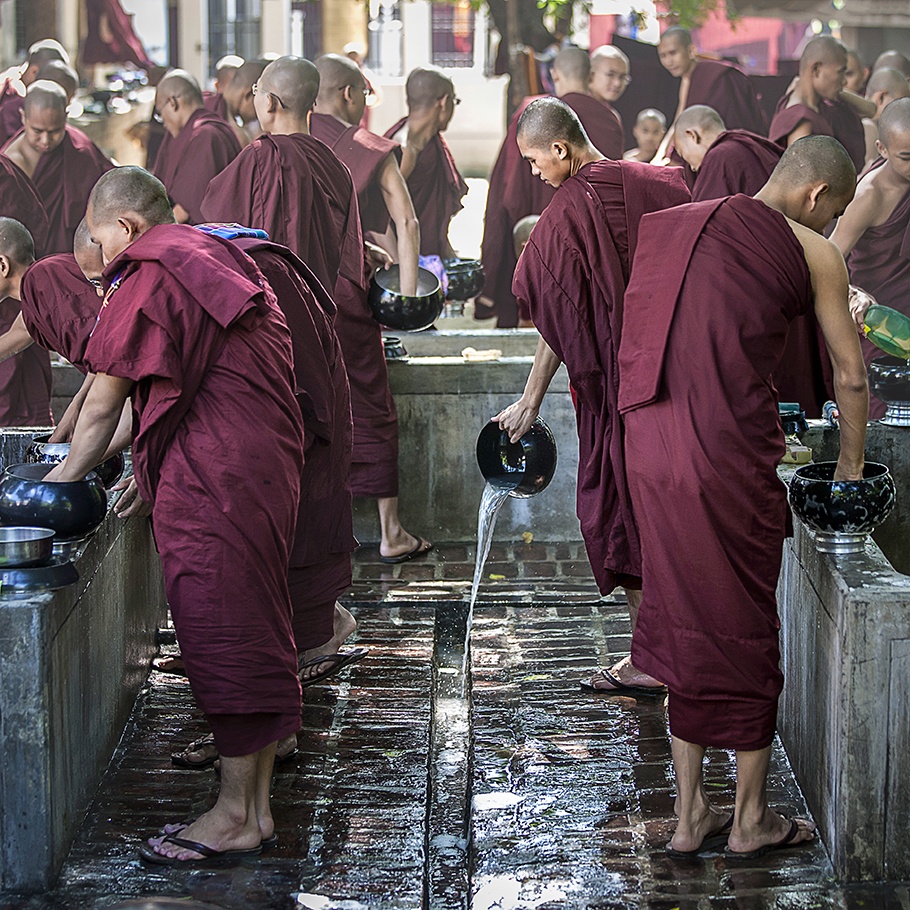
579, 669, 667, 698
161, 819, 278, 849
152, 655, 188, 677
379, 539, 433, 564
666, 813, 734, 859
138, 834, 263, 866
171, 735, 218, 769
725, 818, 814, 862
299, 647, 369, 687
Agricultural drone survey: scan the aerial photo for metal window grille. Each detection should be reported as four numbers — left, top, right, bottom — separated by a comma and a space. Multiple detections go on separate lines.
431, 1, 475, 69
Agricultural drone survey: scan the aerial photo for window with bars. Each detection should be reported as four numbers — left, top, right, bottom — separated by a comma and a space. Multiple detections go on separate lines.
208, 0, 262, 75
431, 1, 475, 69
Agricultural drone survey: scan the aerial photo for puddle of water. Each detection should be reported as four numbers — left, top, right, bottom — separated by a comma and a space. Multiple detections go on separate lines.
473, 791, 524, 810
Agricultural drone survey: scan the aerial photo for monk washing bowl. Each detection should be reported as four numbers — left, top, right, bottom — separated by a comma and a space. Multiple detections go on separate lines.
369, 264, 444, 332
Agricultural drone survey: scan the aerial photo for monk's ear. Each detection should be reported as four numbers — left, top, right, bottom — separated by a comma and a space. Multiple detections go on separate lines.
807, 181, 830, 210
876, 138, 887, 160
0, 254, 10, 280
116, 214, 142, 241
685, 128, 700, 146
553, 141, 569, 160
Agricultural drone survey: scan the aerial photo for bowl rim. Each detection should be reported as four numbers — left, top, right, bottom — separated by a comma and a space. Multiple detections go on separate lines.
3, 462, 103, 484
371, 264, 443, 299
0, 526, 56, 542
792, 461, 891, 482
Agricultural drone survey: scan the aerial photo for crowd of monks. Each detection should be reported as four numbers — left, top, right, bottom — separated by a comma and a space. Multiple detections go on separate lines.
0, 27, 904, 864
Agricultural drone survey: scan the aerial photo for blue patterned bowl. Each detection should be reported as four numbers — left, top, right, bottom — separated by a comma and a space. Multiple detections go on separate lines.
788, 461, 896, 554
476, 416, 557, 499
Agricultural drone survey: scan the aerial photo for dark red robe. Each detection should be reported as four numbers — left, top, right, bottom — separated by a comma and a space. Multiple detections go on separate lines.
847, 161, 910, 418
200, 132, 364, 294
19, 254, 101, 372
478, 92, 625, 327
84, 224, 304, 754
5, 126, 113, 255
310, 112, 402, 235
823, 98, 866, 172
82, 0, 154, 69
513, 160, 690, 594
0, 154, 49, 256
691, 130, 782, 202
0, 295, 52, 427
619, 194, 813, 751
203, 91, 231, 122
686, 59, 766, 134
384, 118, 467, 256
768, 94, 833, 149
0, 79, 24, 148
153, 107, 241, 225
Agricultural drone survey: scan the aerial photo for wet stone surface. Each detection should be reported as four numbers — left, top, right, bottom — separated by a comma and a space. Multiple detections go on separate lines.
1, 545, 907, 909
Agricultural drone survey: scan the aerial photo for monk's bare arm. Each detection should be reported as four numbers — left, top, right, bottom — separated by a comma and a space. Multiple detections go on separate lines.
786, 120, 814, 146
494, 336, 561, 442
49, 372, 95, 442
839, 89, 876, 120
796, 226, 868, 479
378, 154, 420, 297
863, 120, 879, 169
172, 203, 191, 224
829, 177, 880, 258
0, 311, 34, 364
44, 373, 133, 482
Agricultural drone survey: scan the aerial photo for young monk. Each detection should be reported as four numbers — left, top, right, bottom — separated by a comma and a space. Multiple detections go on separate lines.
384, 66, 467, 259
624, 109, 666, 162
872, 50, 910, 80
588, 45, 631, 130
205, 59, 267, 146
495, 98, 690, 697
512, 214, 539, 326
45, 166, 305, 864
862, 68, 910, 169
844, 49, 867, 94
152, 69, 241, 224
0, 39, 68, 146
831, 98, 910, 419
618, 136, 868, 859
310, 53, 431, 564
2, 81, 113, 254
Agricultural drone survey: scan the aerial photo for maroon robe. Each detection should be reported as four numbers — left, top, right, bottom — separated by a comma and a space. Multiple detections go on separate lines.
153, 107, 241, 225
85, 224, 304, 754
691, 130, 782, 202
384, 118, 467, 256
0, 79, 24, 148
83, 0, 154, 69
0, 154, 49, 256
823, 98, 866, 172
847, 161, 910, 418
6, 126, 113, 255
768, 94, 833, 149
310, 112, 402, 235
478, 93, 625, 327
686, 59, 766, 134
513, 160, 690, 594
19, 254, 101, 372
619, 194, 813, 751
0, 295, 52, 427
203, 91, 231, 122
201, 132, 364, 294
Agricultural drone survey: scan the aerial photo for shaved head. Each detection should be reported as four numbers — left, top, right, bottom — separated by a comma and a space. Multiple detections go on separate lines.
874, 50, 910, 77
224, 59, 267, 121
316, 53, 363, 98
258, 56, 320, 117
405, 66, 454, 111
73, 219, 103, 280
23, 80, 67, 117
230, 59, 267, 91
27, 39, 69, 69
879, 97, 910, 147
800, 36, 847, 73
37, 60, 78, 102
867, 67, 910, 101
0, 218, 35, 269
591, 45, 629, 68
157, 69, 204, 106
215, 54, 244, 78
659, 26, 693, 48
637, 108, 666, 128
88, 166, 175, 227
552, 47, 591, 84
770, 134, 856, 201
513, 215, 539, 256
517, 96, 588, 148
676, 104, 725, 135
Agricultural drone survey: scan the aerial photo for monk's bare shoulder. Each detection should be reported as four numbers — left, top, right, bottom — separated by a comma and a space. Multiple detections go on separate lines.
785, 217, 848, 284
1, 139, 27, 174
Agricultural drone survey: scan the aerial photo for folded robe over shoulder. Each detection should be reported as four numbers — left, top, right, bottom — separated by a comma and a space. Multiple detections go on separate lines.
768, 94, 833, 148
513, 159, 690, 594
84, 224, 304, 737
0, 79, 24, 148
691, 130, 781, 202
0, 153, 49, 256
0, 295, 51, 427
619, 194, 813, 751
823, 97, 866, 172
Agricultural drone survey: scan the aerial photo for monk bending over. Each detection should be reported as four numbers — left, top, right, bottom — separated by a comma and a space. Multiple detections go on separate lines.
45, 167, 305, 864
495, 98, 690, 696
618, 136, 867, 859
831, 98, 910, 418
862, 68, 910, 169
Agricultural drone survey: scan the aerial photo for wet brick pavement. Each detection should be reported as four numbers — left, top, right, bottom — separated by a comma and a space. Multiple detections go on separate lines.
1, 544, 907, 909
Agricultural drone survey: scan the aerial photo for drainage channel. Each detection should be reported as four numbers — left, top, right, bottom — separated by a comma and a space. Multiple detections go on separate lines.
425, 601, 473, 910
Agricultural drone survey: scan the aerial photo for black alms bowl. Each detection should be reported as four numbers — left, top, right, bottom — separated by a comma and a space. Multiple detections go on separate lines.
788, 461, 895, 541
443, 258, 485, 301
0, 463, 108, 540
26, 433, 125, 489
369, 265, 445, 332
476, 416, 557, 499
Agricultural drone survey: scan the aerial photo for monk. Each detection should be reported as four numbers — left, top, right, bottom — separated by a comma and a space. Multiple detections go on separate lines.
675, 106, 781, 202
0, 219, 52, 426
495, 98, 690, 696
588, 45, 631, 128
831, 98, 910, 419
654, 27, 764, 167
478, 48, 625, 326
844, 49, 867, 94
873, 51, 910, 79
311, 54, 431, 563
862, 68, 910, 169
36, 60, 79, 103
0, 153, 48, 256
46, 166, 305, 864
624, 109, 666, 162
0, 39, 68, 146
618, 136, 867, 859
384, 66, 467, 258
2, 81, 113, 255
152, 69, 241, 224
214, 55, 244, 94
206, 60, 267, 146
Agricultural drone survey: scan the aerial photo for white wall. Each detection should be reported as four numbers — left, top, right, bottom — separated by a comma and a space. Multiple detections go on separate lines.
121, 0, 169, 66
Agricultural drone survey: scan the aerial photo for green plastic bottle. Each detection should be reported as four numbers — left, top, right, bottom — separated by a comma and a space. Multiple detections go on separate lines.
863, 304, 910, 360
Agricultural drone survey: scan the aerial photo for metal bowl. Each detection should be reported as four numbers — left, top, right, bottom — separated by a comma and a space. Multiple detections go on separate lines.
0, 464, 108, 540
26, 433, 126, 489
443, 257, 485, 301
0, 526, 55, 568
368, 265, 445, 332
476, 416, 558, 499
869, 356, 910, 427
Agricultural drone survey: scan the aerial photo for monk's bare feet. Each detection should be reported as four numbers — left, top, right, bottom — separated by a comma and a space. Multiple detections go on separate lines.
211, 733, 298, 780
152, 654, 186, 676
590, 655, 664, 690
146, 808, 261, 861
299, 604, 357, 682
669, 804, 731, 854
726, 810, 815, 856
379, 529, 433, 562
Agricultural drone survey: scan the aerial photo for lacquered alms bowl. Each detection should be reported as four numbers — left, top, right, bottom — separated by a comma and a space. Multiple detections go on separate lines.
869, 356, 910, 427
443, 257, 485, 301
26, 433, 126, 489
788, 461, 896, 554
369, 265, 445, 332
476, 416, 558, 499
